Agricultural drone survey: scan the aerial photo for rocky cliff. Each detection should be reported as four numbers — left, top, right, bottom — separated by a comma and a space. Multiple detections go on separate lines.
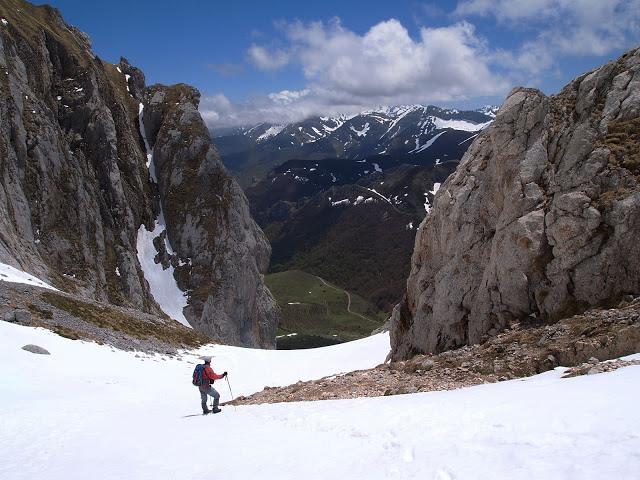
391, 47, 640, 360
0, 0, 278, 347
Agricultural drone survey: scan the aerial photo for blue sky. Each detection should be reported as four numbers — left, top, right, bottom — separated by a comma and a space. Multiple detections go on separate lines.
45, 0, 639, 127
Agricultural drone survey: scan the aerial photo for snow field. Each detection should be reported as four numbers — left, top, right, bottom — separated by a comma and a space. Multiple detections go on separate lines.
1, 321, 639, 480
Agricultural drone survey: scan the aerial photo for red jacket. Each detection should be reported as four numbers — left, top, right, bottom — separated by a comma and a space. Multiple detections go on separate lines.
200, 365, 224, 390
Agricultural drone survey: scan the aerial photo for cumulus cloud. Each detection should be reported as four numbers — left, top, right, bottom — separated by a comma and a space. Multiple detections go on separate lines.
203, 18, 509, 128
203, 2, 639, 128
287, 19, 505, 100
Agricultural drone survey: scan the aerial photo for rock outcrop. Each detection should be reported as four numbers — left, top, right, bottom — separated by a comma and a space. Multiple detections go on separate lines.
391, 47, 640, 360
141, 85, 278, 346
0, 0, 278, 347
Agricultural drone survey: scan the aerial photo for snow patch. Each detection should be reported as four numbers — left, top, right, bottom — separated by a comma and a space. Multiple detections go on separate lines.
458, 134, 479, 146
423, 193, 431, 213
257, 125, 285, 142
0, 262, 59, 291
138, 103, 157, 182
136, 106, 189, 328
410, 131, 446, 154
364, 188, 393, 206
136, 214, 189, 328
331, 199, 350, 207
350, 122, 370, 137
433, 117, 491, 132
373, 163, 382, 173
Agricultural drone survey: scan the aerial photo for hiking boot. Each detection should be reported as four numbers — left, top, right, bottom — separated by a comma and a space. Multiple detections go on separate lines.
202, 403, 211, 415
211, 407, 222, 414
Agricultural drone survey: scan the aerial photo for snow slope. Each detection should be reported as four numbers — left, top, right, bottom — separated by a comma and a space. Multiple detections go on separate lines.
0, 262, 58, 291
1, 321, 638, 480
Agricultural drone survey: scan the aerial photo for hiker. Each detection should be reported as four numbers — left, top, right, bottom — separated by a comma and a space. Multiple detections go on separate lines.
196, 356, 227, 414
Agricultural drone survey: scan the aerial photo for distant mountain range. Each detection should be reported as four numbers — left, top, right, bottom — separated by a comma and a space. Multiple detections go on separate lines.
214, 104, 498, 311
214, 104, 498, 186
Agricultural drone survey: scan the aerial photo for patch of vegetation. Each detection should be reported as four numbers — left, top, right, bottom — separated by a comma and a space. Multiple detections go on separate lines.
27, 303, 53, 319
605, 117, 640, 173
41, 291, 211, 347
265, 270, 385, 344
52, 325, 80, 340
0, 0, 91, 67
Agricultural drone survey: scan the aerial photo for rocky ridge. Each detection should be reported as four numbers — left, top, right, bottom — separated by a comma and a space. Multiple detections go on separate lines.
0, 280, 211, 353
390, 47, 640, 359
216, 105, 496, 186
0, 0, 277, 347
230, 297, 640, 405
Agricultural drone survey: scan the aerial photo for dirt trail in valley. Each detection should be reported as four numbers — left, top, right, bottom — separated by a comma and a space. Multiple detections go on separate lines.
315, 276, 373, 323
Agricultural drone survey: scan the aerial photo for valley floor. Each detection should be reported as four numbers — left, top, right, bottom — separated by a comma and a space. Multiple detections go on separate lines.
1, 321, 639, 479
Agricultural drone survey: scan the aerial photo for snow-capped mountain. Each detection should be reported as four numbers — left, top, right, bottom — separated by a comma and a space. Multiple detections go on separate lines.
214, 105, 498, 186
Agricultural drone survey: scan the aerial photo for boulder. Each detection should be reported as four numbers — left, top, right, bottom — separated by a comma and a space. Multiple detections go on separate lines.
22, 344, 50, 355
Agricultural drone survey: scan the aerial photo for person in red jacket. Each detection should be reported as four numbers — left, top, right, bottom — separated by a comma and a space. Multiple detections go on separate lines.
199, 356, 227, 414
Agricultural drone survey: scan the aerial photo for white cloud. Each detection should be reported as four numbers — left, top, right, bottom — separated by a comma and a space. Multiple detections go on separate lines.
268, 89, 310, 104
203, 18, 509, 128
456, 0, 640, 72
286, 18, 505, 101
247, 44, 290, 70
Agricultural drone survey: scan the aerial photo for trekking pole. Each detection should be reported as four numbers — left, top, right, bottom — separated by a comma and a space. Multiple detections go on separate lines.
226, 375, 237, 412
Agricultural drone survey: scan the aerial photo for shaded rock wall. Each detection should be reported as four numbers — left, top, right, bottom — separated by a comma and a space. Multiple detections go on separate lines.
0, 0, 278, 347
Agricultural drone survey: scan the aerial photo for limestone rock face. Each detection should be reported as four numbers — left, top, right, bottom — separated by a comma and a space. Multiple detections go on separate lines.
0, 1, 156, 311
391, 48, 640, 360
0, 0, 278, 347
142, 85, 278, 348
